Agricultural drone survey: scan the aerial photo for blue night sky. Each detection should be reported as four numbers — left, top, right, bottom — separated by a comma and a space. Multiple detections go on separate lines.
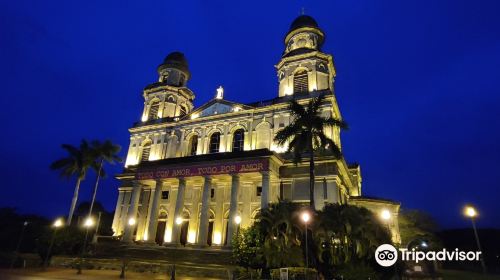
1, 0, 499, 229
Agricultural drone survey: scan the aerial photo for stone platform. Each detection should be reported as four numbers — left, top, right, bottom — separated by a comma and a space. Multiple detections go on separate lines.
51, 244, 235, 279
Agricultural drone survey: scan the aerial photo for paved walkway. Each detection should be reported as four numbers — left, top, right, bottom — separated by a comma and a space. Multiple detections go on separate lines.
0, 268, 223, 280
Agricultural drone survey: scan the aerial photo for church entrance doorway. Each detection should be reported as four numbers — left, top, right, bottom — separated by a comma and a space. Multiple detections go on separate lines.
207, 221, 214, 246
180, 221, 189, 246
224, 220, 229, 245
155, 221, 166, 245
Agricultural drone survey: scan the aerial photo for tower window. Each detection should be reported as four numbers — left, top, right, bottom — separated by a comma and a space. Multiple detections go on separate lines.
179, 74, 185, 86
167, 96, 176, 103
209, 132, 220, 153
189, 135, 198, 156
210, 188, 215, 199
141, 142, 151, 162
180, 105, 187, 117
148, 100, 160, 120
232, 129, 244, 152
293, 70, 309, 94
162, 71, 170, 82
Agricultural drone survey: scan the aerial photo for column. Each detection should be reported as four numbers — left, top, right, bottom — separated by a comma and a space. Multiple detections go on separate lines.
314, 179, 325, 210
112, 190, 124, 235
197, 176, 212, 246
261, 172, 270, 209
325, 179, 338, 204
119, 191, 132, 235
226, 174, 240, 246
138, 189, 151, 240
123, 181, 142, 242
170, 177, 186, 244
146, 179, 163, 243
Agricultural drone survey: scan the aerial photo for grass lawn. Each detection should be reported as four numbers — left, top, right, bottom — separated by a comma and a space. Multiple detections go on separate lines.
440, 269, 500, 279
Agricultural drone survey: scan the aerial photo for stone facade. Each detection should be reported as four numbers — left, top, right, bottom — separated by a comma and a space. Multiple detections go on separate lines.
111, 15, 401, 247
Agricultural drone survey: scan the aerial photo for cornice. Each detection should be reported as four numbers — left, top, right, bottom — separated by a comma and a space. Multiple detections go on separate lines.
276, 51, 332, 69
129, 94, 338, 134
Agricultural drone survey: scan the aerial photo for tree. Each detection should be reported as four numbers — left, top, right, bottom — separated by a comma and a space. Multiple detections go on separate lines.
74, 201, 114, 236
0, 208, 48, 253
87, 140, 121, 218
312, 204, 391, 278
232, 225, 265, 271
398, 209, 440, 249
274, 94, 347, 208
50, 140, 94, 225
37, 226, 85, 260
334, 262, 380, 280
257, 201, 303, 268
232, 202, 394, 279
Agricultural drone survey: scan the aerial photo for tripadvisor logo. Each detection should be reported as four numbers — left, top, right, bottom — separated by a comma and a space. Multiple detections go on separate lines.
375, 244, 398, 267
375, 244, 482, 267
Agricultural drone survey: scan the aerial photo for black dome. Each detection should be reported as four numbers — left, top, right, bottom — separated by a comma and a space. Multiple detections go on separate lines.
289, 15, 319, 31
160, 51, 189, 74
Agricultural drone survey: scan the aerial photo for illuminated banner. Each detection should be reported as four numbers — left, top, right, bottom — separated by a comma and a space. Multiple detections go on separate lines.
136, 159, 269, 180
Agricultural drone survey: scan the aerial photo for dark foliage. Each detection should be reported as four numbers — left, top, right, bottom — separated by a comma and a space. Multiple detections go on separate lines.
0, 208, 48, 253
73, 201, 114, 236
233, 201, 396, 279
36, 226, 86, 259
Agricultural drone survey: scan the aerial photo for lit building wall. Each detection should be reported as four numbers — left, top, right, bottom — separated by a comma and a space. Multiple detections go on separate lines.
113, 15, 401, 248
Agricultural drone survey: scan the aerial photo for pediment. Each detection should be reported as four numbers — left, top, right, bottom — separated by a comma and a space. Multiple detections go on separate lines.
189, 99, 252, 118
199, 102, 233, 117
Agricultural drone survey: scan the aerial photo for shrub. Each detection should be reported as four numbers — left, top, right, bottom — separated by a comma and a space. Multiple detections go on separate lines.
334, 262, 380, 280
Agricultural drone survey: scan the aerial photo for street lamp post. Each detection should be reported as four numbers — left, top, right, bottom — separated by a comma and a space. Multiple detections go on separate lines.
464, 205, 487, 274
10, 221, 28, 269
301, 211, 311, 278
43, 218, 64, 270
77, 216, 94, 274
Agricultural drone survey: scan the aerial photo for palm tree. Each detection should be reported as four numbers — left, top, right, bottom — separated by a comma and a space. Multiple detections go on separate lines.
312, 204, 391, 278
87, 140, 122, 218
274, 94, 347, 208
257, 201, 303, 267
50, 140, 93, 225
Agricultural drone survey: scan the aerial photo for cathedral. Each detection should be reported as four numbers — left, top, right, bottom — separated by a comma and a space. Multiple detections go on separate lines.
111, 15, 401, 248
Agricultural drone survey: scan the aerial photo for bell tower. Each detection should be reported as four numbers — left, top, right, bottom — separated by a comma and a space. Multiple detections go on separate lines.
276, 15, 336, 97
141, 52, 195, 122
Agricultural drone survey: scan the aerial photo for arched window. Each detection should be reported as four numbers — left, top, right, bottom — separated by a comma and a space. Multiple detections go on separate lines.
209, 132, 220, 153
167, 95, 176, 103
232, 129, 244, 152
163, 96, 176, 118
293, 69, 308, 93
179, 105, 187, 116
141, 142, 151, 162
188, 135, 198, 156
148, 100, 160, 120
